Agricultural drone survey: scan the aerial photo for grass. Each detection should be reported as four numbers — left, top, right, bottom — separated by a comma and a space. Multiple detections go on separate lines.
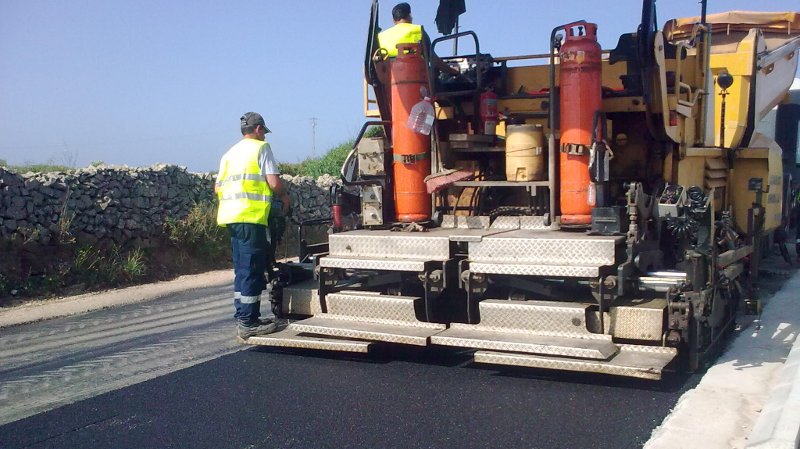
0, 201, 230, 303
0, 128, 380, 302
277, 125, 384, 177
164, 201, 230, 260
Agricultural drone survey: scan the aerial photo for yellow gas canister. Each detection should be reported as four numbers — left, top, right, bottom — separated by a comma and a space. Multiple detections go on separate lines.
505, 124, 545, 181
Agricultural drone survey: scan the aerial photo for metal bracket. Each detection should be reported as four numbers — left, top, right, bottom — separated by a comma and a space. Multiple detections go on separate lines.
560, 143, 587, 155
393, 152, 430, 165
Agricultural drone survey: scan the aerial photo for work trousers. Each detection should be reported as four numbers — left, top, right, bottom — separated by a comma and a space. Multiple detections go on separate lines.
228, 222, 269, 326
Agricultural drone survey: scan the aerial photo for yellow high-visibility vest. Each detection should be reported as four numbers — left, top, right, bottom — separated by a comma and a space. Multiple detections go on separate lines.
216, 138, 272, 226
378, 23, 423, 58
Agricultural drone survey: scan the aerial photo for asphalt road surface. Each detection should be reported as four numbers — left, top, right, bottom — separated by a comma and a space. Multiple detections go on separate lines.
0, 279, 706, 449
0, 284, 242, 427
10, 248, 800, 449
1, 345, 703, 449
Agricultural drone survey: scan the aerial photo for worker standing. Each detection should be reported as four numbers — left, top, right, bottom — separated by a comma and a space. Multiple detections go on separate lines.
216, 112, 291, 340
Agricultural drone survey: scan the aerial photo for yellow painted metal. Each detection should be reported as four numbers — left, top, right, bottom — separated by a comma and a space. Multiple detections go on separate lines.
730, 136, 784, 233
708, 30, 759, 148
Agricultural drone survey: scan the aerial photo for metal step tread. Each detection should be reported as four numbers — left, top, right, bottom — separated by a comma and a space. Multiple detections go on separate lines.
474, 344, 678, 380
476, 299, 600, 337
326, 291, 422, 324
468, 261, 603, 277
289, 315, 446, 346
430, 326, 617, 359
319, 256, 428, 272
328, 229, 450, 260
244, 328, 371, 353
468, 228, 623, 268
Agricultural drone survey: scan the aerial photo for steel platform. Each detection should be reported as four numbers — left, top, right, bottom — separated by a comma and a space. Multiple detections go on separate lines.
468, 228, 624, 278
245, 329, 372, 353
474, 345, 678, 380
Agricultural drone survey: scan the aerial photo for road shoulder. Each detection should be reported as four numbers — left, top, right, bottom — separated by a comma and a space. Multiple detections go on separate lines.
0, 270, 232, 329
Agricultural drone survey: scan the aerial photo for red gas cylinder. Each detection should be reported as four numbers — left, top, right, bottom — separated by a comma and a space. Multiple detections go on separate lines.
479, 89, 498, 135
391, 43, 431, 222
559, 22, 601, 226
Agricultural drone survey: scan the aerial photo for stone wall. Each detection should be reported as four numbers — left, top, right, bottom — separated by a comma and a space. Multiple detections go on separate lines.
0, 165, 337, 245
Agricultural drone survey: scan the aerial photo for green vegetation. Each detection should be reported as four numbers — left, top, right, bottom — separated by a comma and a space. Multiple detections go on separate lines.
278, 140, 351, 177
0, 201, 230, 302
277, 125, 384, 177
1, 128, 388, 302
164, 201, 230, 260
6, 163, 73, 173
69, 244, 149, 287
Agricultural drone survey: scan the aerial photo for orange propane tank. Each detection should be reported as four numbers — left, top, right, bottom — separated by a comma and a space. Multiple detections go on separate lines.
391, 43, 431, 222
559, 22, 601, 226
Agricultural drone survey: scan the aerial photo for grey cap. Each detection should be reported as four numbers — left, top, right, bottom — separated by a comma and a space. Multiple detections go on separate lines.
240, 112, 271, 133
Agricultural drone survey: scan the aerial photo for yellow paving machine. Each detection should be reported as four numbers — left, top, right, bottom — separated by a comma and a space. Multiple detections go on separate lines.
247, 1, 800, 380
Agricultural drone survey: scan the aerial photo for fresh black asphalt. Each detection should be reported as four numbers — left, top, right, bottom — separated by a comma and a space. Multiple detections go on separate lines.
0, 342, 700, 449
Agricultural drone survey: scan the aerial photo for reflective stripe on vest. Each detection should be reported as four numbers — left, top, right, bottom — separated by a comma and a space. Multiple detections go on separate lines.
219, 192, 272, 202
378, 23, 423, 58
216, 138, 273, 226
219, 173, 265, 184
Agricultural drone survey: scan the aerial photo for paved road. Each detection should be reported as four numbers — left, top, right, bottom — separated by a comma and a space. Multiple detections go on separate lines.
1, 344, 702, 449
2, 255, 795, 449
0, 284, 704, 449
0, 284, 244, 426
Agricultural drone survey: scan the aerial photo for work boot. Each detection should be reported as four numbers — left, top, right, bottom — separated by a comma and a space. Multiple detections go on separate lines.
272, 317, 290, 330
237, 320, 278, 340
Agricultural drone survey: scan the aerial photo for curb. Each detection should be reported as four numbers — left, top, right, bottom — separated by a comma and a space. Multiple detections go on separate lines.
746, 339, 800, 449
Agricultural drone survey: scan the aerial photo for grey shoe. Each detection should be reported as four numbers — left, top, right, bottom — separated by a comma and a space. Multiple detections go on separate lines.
237, 321, 278, 340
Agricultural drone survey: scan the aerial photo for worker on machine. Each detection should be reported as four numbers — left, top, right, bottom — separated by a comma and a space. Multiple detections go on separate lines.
378, 2, 458, 76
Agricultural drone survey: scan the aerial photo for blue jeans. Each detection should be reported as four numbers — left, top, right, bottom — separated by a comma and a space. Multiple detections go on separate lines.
228, 223, 269, 326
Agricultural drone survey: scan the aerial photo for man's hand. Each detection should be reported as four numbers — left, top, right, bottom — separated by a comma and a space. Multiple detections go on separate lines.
281, 193, 290, 214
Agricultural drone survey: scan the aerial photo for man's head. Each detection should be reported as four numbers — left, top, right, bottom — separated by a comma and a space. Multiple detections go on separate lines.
240, 112, 270, 140
392, 2, 412, 23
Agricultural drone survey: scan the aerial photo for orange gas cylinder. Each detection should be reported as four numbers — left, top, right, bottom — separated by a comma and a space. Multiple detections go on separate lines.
391, 43, 431, 222
559, 22, 601, 226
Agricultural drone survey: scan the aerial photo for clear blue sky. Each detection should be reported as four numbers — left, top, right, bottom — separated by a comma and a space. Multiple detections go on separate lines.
1, 0, 798, 172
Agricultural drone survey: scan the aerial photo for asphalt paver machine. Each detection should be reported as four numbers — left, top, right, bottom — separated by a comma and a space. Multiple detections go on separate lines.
246, 1, 800, 380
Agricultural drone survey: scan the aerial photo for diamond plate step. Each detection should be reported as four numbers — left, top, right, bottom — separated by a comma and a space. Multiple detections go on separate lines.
430, 299, 615, 359
319, 256, 427, 272
469, 262, 602, 277
474, 344, 678, 380
468, 229, 623, 266
326, 291, 424, 324
328, 229, 451, 260
475, 300, 599, 337
244, 328, 371, 353
431, 325, 616, 359
289, 316, 445, 346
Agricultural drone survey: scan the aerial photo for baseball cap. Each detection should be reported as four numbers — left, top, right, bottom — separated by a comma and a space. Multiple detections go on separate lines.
240, 112, 271, 133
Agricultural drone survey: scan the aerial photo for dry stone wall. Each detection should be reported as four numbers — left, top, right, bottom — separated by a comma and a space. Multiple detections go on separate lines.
0, 165, 337, 245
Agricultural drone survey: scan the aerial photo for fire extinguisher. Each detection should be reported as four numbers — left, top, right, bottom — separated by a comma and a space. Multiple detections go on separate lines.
479, 89, 498, 135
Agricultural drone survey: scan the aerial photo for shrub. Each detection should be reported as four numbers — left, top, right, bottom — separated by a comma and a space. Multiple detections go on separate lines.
297, 141, 353, 178
9, 163, 72, 173
121, 248, 147, 280
164, 200, 230, 260
277, 126, 384, 178
278, 161, 303, 177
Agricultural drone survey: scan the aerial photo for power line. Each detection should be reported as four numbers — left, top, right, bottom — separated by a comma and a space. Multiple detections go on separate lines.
310, 117, 318, 156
